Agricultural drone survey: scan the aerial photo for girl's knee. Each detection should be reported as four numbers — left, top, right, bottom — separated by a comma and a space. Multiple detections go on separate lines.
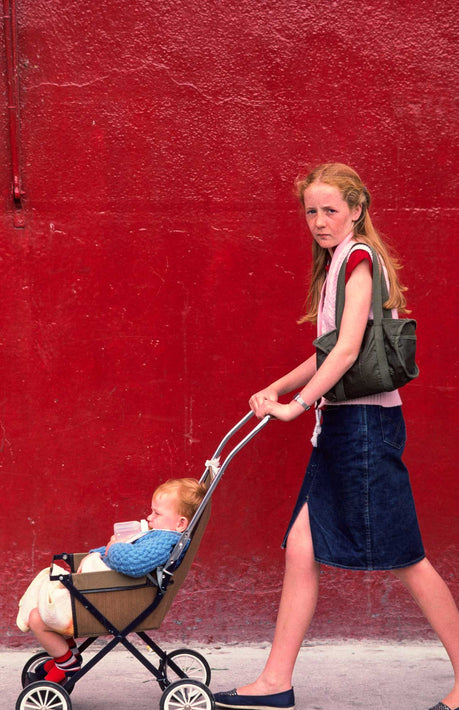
390, 558, 441, 593
285, 508, 317, 572
286, 526, 313, 554
391, 557, 430, 579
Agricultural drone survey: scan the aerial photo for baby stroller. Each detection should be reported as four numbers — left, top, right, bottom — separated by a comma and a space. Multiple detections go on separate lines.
16, 412, 270, 710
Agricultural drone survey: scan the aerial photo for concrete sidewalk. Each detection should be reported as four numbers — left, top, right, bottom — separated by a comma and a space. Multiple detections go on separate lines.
1, 641, 453, 709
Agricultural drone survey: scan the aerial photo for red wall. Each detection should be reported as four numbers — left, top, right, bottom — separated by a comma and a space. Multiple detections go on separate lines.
1, 0, 458, 647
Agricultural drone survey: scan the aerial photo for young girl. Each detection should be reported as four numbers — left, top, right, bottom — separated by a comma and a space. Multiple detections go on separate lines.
18, 477, 206, 687
214, 163, 459, 710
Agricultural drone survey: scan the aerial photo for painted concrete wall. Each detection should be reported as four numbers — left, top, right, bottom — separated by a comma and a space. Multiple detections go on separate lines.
1, 0, 458, 647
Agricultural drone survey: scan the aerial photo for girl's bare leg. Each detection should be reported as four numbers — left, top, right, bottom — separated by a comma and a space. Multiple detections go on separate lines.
392, 558, 459, 709
238, 503, 320, 695
28, 607, 69, 658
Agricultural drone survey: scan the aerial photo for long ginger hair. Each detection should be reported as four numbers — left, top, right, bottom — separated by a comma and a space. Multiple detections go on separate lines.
296, 163, 408, 324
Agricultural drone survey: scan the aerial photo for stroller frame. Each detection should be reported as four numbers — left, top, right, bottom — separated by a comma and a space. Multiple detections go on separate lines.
17, 411, 270, 710
48, 551, 198, 691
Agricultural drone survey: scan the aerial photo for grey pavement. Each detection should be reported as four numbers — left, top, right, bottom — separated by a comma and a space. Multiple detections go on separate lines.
1, 640, 453, 709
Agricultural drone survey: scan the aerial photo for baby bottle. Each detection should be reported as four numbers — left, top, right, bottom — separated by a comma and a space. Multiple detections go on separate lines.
113, 519, 149, 540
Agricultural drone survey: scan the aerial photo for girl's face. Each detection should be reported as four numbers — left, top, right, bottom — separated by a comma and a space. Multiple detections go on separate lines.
147, 492, 188, 532
303, 182, 361, 252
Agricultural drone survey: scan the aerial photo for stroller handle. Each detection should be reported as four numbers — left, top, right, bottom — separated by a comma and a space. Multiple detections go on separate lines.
208, 410, 270, 466
195, 411, 271, 524
161, 412, 270, 576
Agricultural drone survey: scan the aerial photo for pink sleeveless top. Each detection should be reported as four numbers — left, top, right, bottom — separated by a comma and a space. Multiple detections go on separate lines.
317, 233, 402, 408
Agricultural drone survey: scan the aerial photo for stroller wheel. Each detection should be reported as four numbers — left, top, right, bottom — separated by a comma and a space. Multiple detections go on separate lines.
160, 679, 214, 710
21, 651, 52, 687
16, 680, 72, 710
159, 648, 212, 690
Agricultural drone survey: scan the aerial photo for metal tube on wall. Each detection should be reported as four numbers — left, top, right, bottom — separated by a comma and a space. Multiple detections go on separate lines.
2, 0, 25, 227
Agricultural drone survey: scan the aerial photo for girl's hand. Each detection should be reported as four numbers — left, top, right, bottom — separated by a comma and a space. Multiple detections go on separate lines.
261, 399, 304, 422
249, 387, 279, 419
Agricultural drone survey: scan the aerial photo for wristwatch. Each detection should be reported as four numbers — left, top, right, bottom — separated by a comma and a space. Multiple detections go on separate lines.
293, 393, 311, 411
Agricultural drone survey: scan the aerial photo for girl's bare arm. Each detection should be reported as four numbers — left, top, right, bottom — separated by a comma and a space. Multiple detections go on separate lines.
252, 260, 372, 421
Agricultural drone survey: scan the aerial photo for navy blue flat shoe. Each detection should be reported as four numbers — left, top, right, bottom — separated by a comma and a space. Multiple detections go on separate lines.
213, 687, 295, 709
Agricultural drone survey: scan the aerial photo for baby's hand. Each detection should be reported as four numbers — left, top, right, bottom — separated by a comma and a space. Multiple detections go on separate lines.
104, 534, 118, 552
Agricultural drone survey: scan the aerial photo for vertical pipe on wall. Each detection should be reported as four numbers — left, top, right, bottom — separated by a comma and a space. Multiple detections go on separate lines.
2, 0, 25, 227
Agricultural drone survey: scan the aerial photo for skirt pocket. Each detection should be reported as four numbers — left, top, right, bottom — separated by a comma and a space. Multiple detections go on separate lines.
379, 406, 406, 449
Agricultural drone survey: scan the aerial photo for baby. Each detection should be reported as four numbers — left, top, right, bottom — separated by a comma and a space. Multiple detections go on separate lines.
17, 477, 206, 686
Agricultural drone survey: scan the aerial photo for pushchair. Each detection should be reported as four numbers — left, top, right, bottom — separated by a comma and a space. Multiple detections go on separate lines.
16, 412, 270, 710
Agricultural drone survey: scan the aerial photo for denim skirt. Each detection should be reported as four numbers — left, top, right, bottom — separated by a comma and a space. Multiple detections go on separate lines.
283, 405, 425, 571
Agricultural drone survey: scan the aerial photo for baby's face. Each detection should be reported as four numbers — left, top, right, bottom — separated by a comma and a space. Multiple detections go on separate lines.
147, 492, 187, 532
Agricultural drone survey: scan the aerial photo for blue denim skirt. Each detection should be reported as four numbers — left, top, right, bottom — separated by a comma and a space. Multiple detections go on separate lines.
283, 405, 425, 571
